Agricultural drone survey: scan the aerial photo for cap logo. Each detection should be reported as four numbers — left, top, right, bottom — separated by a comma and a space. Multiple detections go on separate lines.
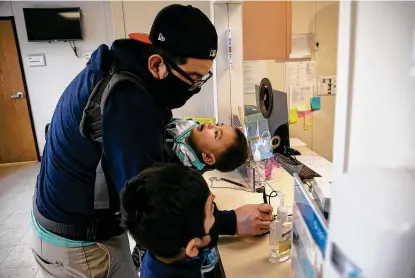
209, 50, 217, 57
158, 33, 165, 42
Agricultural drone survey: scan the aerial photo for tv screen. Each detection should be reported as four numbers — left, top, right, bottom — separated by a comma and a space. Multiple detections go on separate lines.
23, 8, 83, 42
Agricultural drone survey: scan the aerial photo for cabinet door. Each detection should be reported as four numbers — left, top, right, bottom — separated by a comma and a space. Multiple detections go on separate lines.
242, 1, 291, 61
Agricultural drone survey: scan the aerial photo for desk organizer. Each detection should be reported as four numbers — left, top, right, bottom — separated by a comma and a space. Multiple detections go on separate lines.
236, 157, 281, 191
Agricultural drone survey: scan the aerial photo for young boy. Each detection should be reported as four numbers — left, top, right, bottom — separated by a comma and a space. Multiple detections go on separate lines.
121, 164, 219, 278
165, 118, 248, 172
131, 119, 248, 270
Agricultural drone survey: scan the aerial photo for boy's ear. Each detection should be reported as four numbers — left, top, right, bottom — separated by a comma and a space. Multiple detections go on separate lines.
202, 153, 216, 166
185, 238, 201, 258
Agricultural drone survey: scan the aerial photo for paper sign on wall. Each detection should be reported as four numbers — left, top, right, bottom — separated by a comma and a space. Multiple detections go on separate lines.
286, 61, 316, 89
27, 54, 46, 67
243, 60, 268, 94
289, 85, 314, 109
318, 76, 337, 95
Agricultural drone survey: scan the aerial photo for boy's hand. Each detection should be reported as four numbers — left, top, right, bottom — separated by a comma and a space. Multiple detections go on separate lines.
234, 204, 273, 236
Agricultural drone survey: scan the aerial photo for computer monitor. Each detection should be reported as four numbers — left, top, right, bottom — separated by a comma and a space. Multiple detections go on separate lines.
255, 78, 290, 155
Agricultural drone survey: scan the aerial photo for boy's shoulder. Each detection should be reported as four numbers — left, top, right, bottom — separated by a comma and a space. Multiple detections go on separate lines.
141, 247, 218, 278
141, 251, 204, 278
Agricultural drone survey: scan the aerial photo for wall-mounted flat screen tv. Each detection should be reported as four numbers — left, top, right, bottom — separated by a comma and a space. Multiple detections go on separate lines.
23, 8, 83, 42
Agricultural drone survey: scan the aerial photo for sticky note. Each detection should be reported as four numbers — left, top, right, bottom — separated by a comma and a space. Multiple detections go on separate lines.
289, 108, 298, 124
304, 111, 313, 130
297, 103, 311, 112
310, 97, 321, 110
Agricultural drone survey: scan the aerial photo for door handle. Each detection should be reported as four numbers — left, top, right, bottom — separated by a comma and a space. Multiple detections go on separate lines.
11, 92, 24, 99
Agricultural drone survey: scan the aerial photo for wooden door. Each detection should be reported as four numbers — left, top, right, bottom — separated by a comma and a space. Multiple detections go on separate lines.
0, 18, 38, 163
242, 1, 291, 61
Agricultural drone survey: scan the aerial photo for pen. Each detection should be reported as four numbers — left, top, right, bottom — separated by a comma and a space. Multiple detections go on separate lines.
220, 178, 245, 187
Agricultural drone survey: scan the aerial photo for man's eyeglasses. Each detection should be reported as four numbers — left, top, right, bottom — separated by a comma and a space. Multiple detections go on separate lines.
163, 56, 213, 92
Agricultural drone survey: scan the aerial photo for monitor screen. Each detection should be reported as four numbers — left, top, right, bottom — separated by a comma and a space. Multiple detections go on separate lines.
23, 8, 83, 42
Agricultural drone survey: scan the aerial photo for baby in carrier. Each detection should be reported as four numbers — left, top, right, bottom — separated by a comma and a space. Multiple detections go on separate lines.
164, 118, 248, 172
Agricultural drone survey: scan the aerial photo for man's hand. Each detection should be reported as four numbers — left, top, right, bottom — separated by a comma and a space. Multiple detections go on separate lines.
234, 204, 273, 236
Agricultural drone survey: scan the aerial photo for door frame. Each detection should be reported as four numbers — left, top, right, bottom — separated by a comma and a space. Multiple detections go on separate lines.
0, 16, 40, 162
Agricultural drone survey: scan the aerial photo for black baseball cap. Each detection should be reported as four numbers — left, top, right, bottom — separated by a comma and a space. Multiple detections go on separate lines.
129, 4, 218, 60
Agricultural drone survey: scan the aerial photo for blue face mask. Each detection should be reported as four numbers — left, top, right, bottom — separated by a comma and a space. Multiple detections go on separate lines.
200, 247, 219, 274
181, 230, 219, 274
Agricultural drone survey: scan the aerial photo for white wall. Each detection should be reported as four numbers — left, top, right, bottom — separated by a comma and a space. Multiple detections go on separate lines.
227, 3, 244, 121
0, 1, 12, 16
116, 1, 215, 119
1, 1, 114, 153
336, 1, 415, 171
325, 3, 415, 276
209, 2, 244, 124
213, 3, 232, 124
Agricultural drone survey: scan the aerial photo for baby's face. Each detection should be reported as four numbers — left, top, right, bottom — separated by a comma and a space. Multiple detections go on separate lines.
189, 123, 236, 159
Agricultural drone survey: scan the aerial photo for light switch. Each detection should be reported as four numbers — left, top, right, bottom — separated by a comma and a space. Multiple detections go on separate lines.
27, 54, 46, 67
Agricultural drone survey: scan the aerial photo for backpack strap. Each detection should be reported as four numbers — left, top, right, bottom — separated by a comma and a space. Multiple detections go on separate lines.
79, 67, 149, 212
80, 68, 147, 142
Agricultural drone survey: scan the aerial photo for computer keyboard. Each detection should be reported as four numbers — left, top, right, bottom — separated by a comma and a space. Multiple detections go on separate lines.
275, 153, 321, 180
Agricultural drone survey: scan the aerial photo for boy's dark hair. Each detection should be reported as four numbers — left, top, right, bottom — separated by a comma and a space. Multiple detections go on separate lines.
120, 164, 210, 258
214, 128, 249, 172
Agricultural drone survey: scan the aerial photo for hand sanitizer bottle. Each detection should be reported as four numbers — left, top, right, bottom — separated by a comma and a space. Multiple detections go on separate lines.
269, 193, 292, 263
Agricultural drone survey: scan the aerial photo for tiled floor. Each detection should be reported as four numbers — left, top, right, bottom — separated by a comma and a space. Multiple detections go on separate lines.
0, 163, 137, 278
0, 163, 42, 278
